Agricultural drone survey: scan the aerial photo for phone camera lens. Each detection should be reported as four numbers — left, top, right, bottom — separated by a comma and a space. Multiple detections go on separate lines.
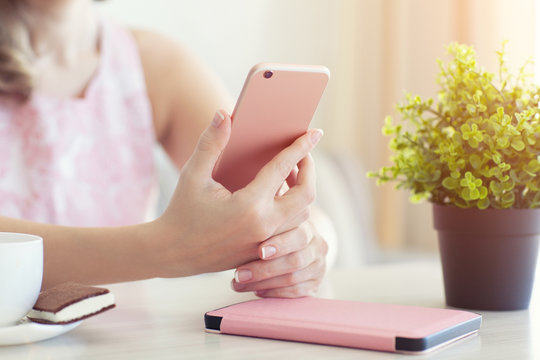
263, 71, 273, 79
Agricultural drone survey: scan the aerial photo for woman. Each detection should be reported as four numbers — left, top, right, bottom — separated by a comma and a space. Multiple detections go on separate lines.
0, 0, 331, 298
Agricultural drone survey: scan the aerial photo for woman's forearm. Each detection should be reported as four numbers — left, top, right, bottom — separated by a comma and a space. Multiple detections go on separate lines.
0, 216, 162, 289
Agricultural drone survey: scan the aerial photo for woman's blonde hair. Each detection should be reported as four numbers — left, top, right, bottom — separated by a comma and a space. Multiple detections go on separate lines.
0, 1, 35, 101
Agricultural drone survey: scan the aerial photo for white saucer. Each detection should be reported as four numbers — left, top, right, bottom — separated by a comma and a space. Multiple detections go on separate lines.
0, 317, 81, 346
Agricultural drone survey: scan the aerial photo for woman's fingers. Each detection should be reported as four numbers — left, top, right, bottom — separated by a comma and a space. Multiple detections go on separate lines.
258, 222, 313, 260
232, 224, 328, 297
255, 280, 322, 298
185, 110, 232, 179
248, 129, 322, 197
232, 257, 326, 294
273, 155, 317, 234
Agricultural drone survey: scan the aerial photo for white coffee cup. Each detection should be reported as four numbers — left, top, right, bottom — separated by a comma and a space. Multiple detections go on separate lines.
0, 232, 43, 327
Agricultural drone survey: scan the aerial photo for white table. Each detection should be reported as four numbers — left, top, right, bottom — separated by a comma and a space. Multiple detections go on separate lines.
1, 260, 539, 359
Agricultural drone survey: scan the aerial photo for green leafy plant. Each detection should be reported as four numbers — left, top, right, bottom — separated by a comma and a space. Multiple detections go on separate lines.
369, 42, 540, 209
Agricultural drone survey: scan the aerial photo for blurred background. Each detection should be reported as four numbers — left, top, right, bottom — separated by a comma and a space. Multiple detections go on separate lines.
97, 0, 538, 268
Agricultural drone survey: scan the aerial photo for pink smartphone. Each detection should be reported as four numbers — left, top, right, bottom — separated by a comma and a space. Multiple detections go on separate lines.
205, 298, 482, 354
212, 63, 330, 192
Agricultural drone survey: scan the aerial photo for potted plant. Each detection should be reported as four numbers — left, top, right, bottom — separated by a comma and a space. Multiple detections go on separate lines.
369, 42, 540, 310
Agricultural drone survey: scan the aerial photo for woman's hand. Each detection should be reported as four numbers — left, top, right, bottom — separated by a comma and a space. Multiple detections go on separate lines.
230, 156, 332, 298
151, 110, 322, 278
230, 216, 329, 298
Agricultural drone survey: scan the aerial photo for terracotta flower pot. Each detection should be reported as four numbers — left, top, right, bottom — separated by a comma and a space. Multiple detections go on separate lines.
433, 204, 540, 310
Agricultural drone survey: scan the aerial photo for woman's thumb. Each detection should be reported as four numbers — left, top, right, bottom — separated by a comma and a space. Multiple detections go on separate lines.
186, 110, 231, 177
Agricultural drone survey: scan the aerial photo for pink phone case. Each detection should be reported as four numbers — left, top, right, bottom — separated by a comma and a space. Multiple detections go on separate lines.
212, 63, 330, 192
205, 297, 481, 354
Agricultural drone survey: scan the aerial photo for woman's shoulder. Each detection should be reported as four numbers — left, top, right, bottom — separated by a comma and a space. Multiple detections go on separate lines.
130, 29, 183, 66
129, 29, 193, 98
129, 29, 192, 139
128, 28, 231, 145
129, 29, 206, 94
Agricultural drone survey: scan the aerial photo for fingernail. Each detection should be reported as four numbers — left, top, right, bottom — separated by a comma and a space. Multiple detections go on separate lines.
234, 269, 252, 283
212, 110, 225, 128
231, 280, 246, 291
310, 129, 323, 145
261, 246, 277, 259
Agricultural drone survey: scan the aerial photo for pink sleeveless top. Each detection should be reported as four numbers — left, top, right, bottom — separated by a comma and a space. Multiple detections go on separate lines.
0, 20, 157, 226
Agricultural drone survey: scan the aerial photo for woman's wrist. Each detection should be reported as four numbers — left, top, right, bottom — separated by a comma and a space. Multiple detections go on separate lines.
142, 216, 193, 279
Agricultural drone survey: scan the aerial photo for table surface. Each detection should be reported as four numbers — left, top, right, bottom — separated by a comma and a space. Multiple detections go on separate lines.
1, 260, 539, 360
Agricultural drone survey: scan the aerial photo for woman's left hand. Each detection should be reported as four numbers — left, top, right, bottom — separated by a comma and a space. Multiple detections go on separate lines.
231, 219, 328, 298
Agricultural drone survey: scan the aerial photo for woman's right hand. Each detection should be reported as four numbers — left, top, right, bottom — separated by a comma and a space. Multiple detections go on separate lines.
151, 110, 322, 278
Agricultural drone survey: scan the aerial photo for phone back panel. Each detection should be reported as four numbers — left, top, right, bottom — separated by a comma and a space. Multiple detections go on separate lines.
213, 63, 329, 192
